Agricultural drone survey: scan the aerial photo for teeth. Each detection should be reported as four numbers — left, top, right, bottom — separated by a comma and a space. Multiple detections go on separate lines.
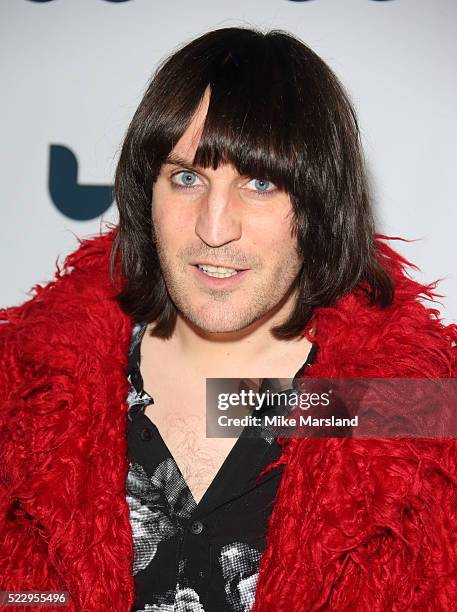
197, 264, 239, 278
199, 264, 238, 273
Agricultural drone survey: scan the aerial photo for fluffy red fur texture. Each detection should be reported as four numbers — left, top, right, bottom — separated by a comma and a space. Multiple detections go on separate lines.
1, 228, 456, 612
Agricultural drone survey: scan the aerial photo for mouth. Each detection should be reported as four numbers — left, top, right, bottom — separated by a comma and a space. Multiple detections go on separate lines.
194, 263, 244, 277
190, 263, 249, 286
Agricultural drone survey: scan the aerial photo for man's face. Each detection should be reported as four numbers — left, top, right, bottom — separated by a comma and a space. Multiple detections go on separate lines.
151, 90, 303, 334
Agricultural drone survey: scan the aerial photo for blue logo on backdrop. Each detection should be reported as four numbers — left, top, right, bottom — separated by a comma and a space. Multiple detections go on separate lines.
49, 145, 113, 221
27, 0, 397, 3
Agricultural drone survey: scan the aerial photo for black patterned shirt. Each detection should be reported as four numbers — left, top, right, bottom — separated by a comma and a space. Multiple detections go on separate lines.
125, 322, 317, 612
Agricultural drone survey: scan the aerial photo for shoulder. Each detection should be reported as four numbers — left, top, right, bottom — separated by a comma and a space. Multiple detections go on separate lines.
0, 227, 119, 324
309, 235, 457, 378
0, 227, 131, 398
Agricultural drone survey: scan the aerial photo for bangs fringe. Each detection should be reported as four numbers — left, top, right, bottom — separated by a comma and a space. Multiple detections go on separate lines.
191, 34, 299, 193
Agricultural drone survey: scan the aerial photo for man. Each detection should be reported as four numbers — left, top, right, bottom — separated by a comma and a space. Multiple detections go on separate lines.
1, 27, 456, 612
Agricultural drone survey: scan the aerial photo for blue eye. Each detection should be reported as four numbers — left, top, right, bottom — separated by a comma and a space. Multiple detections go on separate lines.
247, 178, 276, 193
171, 171, 200, 188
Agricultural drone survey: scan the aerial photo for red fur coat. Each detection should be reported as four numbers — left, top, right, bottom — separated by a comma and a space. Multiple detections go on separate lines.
1, 229, 456, 612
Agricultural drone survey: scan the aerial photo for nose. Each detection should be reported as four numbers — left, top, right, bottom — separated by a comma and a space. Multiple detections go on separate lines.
194, 185, 242, 248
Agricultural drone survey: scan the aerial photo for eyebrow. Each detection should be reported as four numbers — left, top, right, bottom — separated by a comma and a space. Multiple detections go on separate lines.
163, 153, 199, 172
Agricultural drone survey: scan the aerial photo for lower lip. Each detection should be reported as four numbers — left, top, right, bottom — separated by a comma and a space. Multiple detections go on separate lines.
190, 265, 249, 287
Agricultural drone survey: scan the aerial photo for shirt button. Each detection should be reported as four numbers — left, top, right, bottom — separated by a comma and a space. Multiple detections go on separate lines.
190, 520, 204, 535
140, 428, 152, 441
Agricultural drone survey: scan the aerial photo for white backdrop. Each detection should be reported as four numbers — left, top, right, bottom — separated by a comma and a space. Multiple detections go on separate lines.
1, 0, 456, 324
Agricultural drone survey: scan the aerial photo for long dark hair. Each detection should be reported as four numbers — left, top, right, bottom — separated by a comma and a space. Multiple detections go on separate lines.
111, 26, 393, 339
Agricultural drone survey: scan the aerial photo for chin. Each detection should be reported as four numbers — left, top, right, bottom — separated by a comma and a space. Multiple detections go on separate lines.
192, 317, 247, 334
185, 308, 257, 334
